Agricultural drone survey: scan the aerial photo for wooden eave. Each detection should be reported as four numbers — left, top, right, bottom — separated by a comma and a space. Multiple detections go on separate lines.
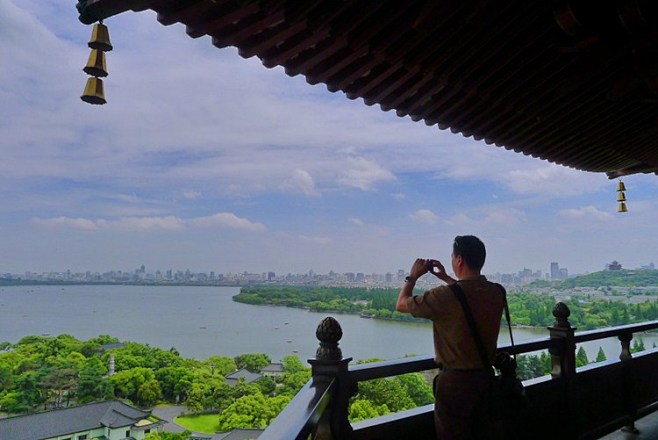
76, 0, 658, 178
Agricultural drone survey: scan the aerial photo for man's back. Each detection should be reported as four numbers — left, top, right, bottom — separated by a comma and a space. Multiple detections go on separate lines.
407, 276, 504, 369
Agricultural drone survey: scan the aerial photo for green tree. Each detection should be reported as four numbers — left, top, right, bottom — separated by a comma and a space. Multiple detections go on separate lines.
184, 382, 207, 413
202, 356, 237, 376
631, 338, 646, 354
277, 370, 311, 397
208, 381, 235, 412
137, 379, 162, 406
185, 376, 226, 412
0, 392, 29, 414
40, 367, 78, 408
355, 377, 415, 413
216, 393, 291, 431
595, 347, 607, 363
517, 352, 551, 381
110, 367, 156, 403
144, 430, 192, 440
8, 371, 45, 413
397, 373, 433, 406
156, 366, 194, 403
234, 354, 271, 372
78, 357, 113, 403
349, 398, 390, 422
282, 355, 306, 373
576, 346, 589, 367
255, 376, 276, 396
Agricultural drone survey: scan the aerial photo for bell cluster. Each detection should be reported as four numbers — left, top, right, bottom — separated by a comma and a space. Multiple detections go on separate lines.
81, 22, 112, 105
617, 180, 628, 213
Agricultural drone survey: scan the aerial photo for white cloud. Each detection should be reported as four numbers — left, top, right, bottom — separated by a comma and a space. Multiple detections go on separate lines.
299, 235, 332, 244
482, 207, 526, 226
32, 213, 265, 232
189, 213, 266, 231
348, 217, 364, 226
5, 1, 658, 276
410, 209, 439, 224
183, 190, 202, 200
557, 206, 615, 222
504, 166, 607, 196
445, 213, 475, 226
338, 157, 395, 190
281, 169, 320, 196
32, 216, 98, 231
32, 216, 185, 231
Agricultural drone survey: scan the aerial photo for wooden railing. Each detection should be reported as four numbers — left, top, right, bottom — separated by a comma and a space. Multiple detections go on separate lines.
260, 302, 658, 440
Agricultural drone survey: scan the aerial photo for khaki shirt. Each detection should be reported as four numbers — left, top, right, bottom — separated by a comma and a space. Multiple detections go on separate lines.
405, 276, 504, 369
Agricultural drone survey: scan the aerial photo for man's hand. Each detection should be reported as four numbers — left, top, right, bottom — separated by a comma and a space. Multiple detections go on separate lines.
408, 258, 430, 281
397, 258, 430, 313
427, 259, 455, 284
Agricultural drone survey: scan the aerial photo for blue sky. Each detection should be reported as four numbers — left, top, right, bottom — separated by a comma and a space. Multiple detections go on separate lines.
2, 0, 657, 277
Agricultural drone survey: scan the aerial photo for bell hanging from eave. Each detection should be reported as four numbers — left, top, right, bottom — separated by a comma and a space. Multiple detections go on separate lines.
83, 49, 108, 77
81, 77, 106, 105
616, 179, 628, 212
88, 22, 113, 52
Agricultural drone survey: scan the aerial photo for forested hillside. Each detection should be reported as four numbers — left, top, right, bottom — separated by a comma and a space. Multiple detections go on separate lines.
236, 280, 658, 330
0, 334, 433, 430
548, 269, 658, 289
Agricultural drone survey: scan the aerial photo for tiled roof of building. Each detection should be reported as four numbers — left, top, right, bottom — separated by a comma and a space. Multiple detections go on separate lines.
0, 400, 161, 440
261, 363, 284, 374
76, 0, 658, 178
226, 368, 262, 385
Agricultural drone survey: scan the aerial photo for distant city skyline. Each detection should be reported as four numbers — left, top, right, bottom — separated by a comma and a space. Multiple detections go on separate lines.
7, 258, 657, 285
2, 1, 658, 279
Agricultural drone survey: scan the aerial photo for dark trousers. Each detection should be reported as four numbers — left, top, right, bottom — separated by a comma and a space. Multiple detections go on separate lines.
433, 369, 493, 440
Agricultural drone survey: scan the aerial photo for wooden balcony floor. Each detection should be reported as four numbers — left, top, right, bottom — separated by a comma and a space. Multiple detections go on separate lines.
599, 412, 658, 440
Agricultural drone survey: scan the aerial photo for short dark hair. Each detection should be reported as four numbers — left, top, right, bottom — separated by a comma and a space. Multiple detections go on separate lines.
453, 235, 486, 271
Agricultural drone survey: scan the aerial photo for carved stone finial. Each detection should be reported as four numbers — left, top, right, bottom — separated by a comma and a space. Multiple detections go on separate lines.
315, 317, 343, 361
552, 302, 571, 327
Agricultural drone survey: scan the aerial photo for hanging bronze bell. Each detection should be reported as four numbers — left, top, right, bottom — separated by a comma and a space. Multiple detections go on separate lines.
617, 191, 626, 202
618, 201, 628, 213
88, 22, 113, 51
81, 77, 106, 105
83, 49, 108, 77
617, 180, 626, 192
82, 49, 107, 77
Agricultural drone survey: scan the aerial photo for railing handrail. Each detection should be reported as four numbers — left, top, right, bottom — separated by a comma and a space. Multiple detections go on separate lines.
349, 355, 436, 382
263, 314, 658, 439
258, 377, 336, 440
350, 321, 658, 382
574, 320, 658, 343
348, 337, 562, 381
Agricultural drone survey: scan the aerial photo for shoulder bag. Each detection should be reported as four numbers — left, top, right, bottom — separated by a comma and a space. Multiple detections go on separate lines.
449, 282, 529, 421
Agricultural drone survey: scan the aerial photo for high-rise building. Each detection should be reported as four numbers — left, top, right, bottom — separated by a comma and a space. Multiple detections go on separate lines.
550, 262, 560, 280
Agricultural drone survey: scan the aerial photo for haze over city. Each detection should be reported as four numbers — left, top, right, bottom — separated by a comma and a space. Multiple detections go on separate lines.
2, 0, 658, 277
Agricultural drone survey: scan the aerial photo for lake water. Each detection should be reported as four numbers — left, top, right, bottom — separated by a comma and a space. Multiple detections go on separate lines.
1, 285, 655, 363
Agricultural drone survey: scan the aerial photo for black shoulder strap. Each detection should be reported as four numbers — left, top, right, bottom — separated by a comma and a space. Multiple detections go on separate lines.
449, 282, 492, 371
449, 282, 515, 371
495, 283, 515, 348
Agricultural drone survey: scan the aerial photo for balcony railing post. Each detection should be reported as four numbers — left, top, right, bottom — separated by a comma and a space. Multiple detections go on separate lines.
548, 302, 576, 379
618, 332, 639, 434
619, 332, 633, 361
548, 302, 578, 437
308, 317, 355, 440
